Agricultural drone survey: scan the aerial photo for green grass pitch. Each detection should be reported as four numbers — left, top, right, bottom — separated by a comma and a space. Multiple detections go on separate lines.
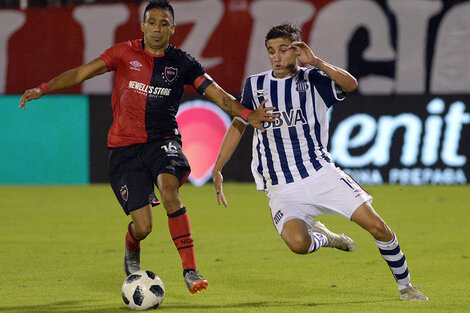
0, 183, 469, 313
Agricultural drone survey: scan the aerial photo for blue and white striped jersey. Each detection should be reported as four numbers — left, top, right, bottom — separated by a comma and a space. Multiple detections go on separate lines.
238, 67, 345, 190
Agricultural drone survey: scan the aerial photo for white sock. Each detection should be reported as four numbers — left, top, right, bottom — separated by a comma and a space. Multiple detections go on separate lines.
398, 283, 413, 291
375, 234, 411, 288
308, 231, 328, 253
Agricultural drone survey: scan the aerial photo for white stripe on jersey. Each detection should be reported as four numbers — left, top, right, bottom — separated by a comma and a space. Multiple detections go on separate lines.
240, 67, 344, 190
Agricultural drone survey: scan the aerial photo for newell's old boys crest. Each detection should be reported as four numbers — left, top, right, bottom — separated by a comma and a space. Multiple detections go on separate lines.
120, 185, 128, 201
164, 67, 178, 83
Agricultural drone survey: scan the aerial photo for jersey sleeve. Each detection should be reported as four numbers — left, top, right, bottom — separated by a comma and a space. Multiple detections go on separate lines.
235, 77, 255, 125
192, 74, 214, 95
183, 53, 213, 95
308, 68, 346, 108
99, 43, 122, 72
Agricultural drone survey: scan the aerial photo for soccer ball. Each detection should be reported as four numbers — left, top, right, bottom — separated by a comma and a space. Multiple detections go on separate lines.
122, 270, 165, 310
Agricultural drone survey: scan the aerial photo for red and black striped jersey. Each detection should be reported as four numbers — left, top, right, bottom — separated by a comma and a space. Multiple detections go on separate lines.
99, 39, 213, 148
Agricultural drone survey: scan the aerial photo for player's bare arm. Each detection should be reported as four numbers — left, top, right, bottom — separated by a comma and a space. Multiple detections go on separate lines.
212, 118, 247, 207
203, 83, 277, 131
290, 41, 358, 92
19, 58, 108, 109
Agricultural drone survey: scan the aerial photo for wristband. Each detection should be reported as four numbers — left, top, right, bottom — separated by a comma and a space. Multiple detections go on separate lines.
38, 82, 50, 95
240, 108, 254, 122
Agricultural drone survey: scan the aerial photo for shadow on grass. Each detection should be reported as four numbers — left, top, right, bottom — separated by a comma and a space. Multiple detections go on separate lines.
164, 299, 393, 310
0, 300, 128, 313
0, 298, 394, 312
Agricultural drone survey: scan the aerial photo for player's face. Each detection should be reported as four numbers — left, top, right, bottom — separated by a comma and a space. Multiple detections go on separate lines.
141, 8, 175, 54
266, 37, 297, 79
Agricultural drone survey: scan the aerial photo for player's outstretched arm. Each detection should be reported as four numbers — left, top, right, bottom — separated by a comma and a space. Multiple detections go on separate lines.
212, 118, 247, 207
290, 41, 358, 92
203, 83, 277, 131
19, 58, 108, 109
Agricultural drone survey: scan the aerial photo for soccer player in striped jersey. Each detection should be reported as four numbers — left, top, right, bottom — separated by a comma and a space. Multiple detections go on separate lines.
212, 24, 428, 301
19, 0, 276, 295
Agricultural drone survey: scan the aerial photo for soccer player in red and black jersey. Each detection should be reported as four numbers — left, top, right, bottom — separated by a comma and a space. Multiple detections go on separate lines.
19, 0, 276, 295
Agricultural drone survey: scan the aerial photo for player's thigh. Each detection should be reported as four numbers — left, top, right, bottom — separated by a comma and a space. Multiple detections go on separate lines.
351, 202, 393, 241
266, 182, 315, 236
309, 164, 373, 220
109, 146, 156, 216
156, 173, 183, 214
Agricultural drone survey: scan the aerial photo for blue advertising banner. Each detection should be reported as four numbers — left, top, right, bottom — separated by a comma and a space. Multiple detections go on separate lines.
0, 95, 89, 184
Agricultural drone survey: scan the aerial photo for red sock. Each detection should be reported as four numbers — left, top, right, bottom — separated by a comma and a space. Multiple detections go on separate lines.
125, 222, 141, 252
168, 207, 196, 270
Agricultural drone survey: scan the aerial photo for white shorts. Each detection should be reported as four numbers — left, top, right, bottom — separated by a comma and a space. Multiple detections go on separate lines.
266, 163, 373, 235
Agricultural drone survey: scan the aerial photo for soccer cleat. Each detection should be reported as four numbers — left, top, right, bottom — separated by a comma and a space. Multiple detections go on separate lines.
400, 286, 429, 301
124, 248, 141, 276
184, 270, 208, 294
311, 221, 356, 252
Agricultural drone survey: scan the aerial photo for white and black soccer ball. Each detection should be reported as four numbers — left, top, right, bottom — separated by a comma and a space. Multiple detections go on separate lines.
122, 270, 165, 310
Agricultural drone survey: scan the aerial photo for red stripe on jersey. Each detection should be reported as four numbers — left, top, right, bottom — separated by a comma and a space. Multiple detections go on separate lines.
102, 40, 152, 147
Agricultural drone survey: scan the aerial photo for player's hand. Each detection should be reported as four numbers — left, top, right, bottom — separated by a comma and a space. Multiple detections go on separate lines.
290, 41, 319, 67
212, 170, 227, 207
19, 88, 43, 109
247, 99, 277, 132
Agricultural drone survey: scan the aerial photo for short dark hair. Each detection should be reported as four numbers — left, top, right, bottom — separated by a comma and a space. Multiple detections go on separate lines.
265, 24, 301, 46
143, 0, 175, 23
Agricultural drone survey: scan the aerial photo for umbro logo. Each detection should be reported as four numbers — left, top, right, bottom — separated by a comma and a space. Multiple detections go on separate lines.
129, 60, 143, 71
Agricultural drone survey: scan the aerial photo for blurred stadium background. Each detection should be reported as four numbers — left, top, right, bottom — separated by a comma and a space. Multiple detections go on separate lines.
1, 0, 469, 186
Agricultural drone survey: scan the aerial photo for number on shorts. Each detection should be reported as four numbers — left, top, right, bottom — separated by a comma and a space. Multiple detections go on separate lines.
340, 177, 356, 190
161, 142, 178, 152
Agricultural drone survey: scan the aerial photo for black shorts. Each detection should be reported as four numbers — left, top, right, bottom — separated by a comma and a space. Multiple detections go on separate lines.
108, 137, 191, 215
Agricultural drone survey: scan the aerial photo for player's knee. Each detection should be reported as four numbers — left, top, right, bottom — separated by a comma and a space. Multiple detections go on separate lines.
134, 220, 153, 239
368, 220, 392, 241
161, 196, 180, 213
286, 234, 310, 255
159, 187, 180, 211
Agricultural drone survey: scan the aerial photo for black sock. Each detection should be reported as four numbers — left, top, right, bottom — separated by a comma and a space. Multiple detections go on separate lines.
183, 268, 196, 276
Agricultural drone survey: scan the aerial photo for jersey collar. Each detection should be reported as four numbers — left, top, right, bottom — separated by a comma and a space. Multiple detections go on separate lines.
270, 67, 299, 81
141, 39, 169, 58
